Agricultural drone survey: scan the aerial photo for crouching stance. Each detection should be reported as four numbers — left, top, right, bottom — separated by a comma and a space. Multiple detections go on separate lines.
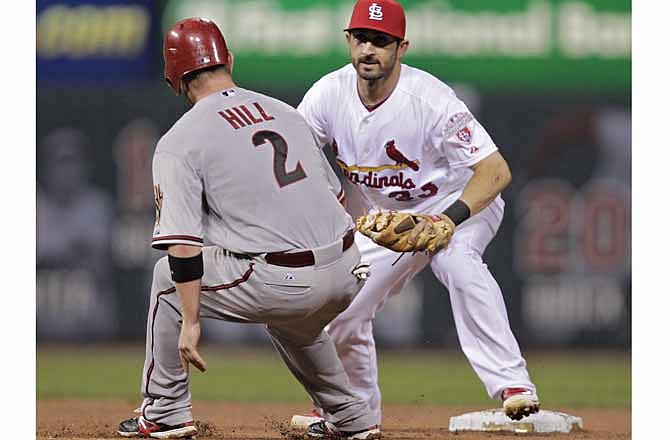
117, 17, 379, 440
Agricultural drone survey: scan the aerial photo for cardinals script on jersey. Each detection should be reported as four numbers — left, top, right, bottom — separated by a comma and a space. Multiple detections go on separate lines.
300, 64, 500, 214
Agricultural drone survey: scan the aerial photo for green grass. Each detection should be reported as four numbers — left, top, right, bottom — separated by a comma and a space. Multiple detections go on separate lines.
37, 345, 630, 408
377, 351, 630, 408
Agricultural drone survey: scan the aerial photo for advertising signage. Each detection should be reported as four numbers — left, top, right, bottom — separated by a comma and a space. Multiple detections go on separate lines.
163, 0, 630, 93
37, 0, 156, 82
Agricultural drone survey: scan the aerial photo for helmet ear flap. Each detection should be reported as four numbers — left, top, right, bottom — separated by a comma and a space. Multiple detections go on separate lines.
164, 78, 178, 95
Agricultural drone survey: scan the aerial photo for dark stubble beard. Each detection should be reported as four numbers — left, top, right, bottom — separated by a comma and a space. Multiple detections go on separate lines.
354, 50, 397, 82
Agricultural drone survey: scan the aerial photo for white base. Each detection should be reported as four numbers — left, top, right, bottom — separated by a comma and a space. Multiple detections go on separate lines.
449, 409, 583, 434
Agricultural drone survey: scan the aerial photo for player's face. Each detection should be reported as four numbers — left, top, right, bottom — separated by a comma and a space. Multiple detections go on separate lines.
347, 30, 407, 81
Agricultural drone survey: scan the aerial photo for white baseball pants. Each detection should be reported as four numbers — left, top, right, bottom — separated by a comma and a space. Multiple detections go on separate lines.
325, 198, 536, 425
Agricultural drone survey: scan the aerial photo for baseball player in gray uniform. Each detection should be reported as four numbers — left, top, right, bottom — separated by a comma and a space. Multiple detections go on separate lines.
116, 18, 380, 440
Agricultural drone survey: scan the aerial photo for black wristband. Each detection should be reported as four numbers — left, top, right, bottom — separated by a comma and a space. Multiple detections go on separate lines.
168, 252, 204, 283
443, 199, 471, 226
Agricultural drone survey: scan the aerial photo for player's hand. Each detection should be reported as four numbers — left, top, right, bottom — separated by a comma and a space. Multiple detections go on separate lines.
406, 214, 443, 250
178, 320, 207, 373
405, 216, 431, 248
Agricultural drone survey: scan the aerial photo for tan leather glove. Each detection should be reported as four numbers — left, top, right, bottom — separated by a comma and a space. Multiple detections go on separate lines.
356, 211, 455, 253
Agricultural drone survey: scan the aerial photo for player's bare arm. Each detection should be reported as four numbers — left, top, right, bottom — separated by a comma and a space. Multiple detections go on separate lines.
168, 244, 208, 374
459, 151, 512, 216
407, 152, 511, 250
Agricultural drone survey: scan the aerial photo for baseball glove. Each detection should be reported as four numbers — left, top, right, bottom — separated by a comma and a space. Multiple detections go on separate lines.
356, 211, 455, 253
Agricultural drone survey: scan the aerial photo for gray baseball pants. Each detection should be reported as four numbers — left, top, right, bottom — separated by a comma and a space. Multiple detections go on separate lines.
137, 240, 375, 432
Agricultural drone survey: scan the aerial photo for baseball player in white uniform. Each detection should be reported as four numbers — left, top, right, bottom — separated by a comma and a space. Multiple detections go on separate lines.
292, 0, 540, 428
117, 18, 380, 440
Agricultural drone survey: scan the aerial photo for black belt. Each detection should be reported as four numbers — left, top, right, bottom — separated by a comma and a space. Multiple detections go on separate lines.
265, 229, 355, 268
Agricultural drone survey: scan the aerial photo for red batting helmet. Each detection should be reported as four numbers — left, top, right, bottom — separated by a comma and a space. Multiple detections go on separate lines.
163, 18, 230, 95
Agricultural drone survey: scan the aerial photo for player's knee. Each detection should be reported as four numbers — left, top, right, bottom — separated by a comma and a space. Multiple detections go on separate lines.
327, 313, 373, 347
433, 250, 481, 286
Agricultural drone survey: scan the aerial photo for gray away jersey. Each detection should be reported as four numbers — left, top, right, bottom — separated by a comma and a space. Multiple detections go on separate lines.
151, 88, 353, 254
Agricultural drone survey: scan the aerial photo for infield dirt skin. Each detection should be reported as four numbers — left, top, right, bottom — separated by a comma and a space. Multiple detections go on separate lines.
37, 399, 630, 440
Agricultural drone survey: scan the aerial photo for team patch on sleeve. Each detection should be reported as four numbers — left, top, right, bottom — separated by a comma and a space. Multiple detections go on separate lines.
456, 126, 472, 144
443, 112, 474, 139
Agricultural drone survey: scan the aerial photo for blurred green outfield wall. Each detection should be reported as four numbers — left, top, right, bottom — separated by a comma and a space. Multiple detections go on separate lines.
163, 0, 630, 93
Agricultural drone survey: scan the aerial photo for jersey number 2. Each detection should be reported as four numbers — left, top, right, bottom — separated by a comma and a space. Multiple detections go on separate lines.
252, 130, 307, 188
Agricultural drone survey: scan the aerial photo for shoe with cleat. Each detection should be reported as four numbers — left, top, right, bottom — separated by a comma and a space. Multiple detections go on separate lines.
117, 415, 197, 438
502, 387, 540, 421
307, 420, 381, 439
290, 408, 324, 430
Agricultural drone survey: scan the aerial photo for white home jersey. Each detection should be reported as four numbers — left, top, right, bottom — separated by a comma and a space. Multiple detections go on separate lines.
298, 64, 500, 217
151, 88, 352, 254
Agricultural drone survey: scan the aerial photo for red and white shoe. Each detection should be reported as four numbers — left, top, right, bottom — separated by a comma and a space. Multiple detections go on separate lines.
117, 415, 197, 438
502, 387, 540, 421
290, 409, 324, 430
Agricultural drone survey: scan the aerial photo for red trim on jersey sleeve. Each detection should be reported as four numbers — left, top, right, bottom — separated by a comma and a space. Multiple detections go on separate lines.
151, 235, 204, 250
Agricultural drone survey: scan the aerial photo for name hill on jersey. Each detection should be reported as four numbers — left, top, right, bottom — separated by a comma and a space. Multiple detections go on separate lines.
219, 102, 275, 130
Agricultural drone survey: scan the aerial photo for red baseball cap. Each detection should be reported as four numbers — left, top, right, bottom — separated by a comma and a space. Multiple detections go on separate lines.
345, 0, 406, 40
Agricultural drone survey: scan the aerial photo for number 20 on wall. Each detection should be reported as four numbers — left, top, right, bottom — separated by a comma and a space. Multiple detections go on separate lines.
515, 179, 630, 274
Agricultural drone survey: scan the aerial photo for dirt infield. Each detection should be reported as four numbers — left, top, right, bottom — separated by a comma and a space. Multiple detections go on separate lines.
37, 399, 630, 440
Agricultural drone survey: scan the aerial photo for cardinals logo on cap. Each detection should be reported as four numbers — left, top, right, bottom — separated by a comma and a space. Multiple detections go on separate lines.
346, 0, 406, 40
369, 3, 384, 20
